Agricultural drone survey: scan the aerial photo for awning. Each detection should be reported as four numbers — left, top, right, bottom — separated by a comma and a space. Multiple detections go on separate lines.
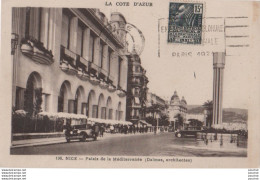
88, 118, 132, 125
38, 111, 88, 120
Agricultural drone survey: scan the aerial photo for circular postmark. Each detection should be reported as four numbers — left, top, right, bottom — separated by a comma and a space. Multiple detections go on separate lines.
99, 21, 145, 56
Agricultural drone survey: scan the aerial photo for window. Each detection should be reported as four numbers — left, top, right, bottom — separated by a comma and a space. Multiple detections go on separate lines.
25, 8, 41, 39
89, 33, 94, 62
132, 88, 140, 96
118, 57, 122, 86
101, 107, 106, 119
108, 109, 113, 119
119, 111, 123, 120
92, 105, 98, 118
131, 109, 139, 117
134, 97, 140, 105
99, 42, 104, 68
76, 22, 84, 56
74, 90, 79, 114
61, 12, 70, 48
108, 50, 112, 75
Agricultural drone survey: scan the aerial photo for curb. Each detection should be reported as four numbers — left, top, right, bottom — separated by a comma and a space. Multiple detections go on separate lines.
11, 132, 161, 149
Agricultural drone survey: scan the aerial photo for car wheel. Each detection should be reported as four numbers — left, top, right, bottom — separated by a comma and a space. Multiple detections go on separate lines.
177, 133, 182, 138
66, 138, 70, 143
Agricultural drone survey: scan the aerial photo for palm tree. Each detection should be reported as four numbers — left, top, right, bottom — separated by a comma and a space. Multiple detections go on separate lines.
203, 100, 213, 128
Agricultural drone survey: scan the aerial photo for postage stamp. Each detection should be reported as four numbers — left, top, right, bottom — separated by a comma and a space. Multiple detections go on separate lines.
168, 2, 204, 44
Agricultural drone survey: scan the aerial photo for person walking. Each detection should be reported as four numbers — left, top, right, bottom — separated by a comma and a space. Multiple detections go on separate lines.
100, 124, 104, 137
94, 123, 100, 140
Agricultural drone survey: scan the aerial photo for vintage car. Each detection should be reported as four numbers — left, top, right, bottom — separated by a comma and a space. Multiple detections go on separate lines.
175, 126, 203, 138
64, 119, 97, 143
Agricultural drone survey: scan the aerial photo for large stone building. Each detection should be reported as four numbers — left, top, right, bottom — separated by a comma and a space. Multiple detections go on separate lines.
126, 53, 149, 124
12, 8, 130, 122
146, 92, 167, 119
167, 91, 187, 126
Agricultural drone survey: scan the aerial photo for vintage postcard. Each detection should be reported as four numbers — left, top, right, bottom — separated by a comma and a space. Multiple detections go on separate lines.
0, 0, 260, 168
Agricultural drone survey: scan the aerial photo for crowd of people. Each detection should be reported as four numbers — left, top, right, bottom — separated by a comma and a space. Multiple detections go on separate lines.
92, 123, 153, 138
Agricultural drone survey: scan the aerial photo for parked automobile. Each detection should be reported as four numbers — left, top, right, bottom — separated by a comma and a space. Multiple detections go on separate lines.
175, 126, 203, 138
64, 120, 97, 143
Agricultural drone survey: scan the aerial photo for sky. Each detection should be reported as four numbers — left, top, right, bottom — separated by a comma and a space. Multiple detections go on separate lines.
100, 1, 252, 109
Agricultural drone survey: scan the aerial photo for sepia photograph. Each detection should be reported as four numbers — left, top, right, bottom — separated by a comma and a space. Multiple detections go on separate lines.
1, 0, 260, 168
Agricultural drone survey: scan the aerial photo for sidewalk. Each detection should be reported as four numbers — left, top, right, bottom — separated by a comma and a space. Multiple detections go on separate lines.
11, 131, 156, 148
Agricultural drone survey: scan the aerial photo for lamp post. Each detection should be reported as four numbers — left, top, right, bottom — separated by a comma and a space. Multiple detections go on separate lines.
11, 33, 19, 55
11, 33, 19, 143
156, 113, 160, 133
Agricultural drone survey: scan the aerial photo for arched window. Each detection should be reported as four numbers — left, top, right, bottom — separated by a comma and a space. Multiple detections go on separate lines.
98, 94, 105, 119
74, 89, 80, 114
24, 72, 42, 116
87, 90, 96, 118
57, 81, 72, 113
58, 83, 66, 112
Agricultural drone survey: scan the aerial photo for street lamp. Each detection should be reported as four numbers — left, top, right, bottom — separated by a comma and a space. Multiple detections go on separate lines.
11, 33, 19, 55
156, 113, 160, 133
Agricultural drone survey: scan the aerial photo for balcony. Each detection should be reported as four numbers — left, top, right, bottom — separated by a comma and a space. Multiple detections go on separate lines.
99, 79, 109, 89
20, 37, 54, 65
107, 75, 115, 85
129, 115, 140, 120
89, 62, 99, 77
116, 86, 127, 97
107, 84, 116, 92
60, 46, 78, 75
130, 71, 143, 76
89, 74, 100, 85
76, 56, 90, 81
130, 79, 142, 87
99, 68, 108, 81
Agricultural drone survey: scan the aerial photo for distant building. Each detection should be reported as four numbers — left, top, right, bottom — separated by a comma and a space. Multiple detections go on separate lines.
146, 92, 167, 118
126, 53, 149, 124
167, 91, 187, 125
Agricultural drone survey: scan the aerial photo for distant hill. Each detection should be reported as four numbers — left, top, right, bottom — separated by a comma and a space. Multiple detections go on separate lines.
187, 105, 248, 123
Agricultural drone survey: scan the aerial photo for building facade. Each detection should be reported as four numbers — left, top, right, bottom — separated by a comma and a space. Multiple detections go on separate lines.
126, 53, 149, 123
12, 8, 130, 122
146, 92, 167, 119
167, 91, 187, 124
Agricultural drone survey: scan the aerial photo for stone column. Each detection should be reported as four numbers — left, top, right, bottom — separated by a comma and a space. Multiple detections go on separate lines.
41, 94, 46, 112
29, 8, 40, 39
48, 8, 55, 51
82, 28, 90, 60
103, 44, 108, 71
48, 94, 58, 113
212, 52, 225, 125
120, 58, 127, 91
111, 53, 119, 86
69, 17, 78, 53
16, 88, 25, 110
12, 8, 22, 107
40, 8, 49, 48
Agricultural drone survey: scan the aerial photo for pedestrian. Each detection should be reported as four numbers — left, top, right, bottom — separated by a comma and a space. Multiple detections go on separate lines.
94, 123, 100, 140
100, 124, 104, 137
110, 125, 114, 134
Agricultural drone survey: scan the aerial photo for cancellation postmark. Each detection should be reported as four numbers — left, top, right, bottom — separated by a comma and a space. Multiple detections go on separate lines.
168, 2, 204, 45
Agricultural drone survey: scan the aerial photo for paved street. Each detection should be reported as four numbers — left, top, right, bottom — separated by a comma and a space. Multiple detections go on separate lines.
11, 132, 247, 157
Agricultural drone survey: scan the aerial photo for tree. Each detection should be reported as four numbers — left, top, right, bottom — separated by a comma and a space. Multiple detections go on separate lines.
174, 113, 184, 130
203, 100, 213, 128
